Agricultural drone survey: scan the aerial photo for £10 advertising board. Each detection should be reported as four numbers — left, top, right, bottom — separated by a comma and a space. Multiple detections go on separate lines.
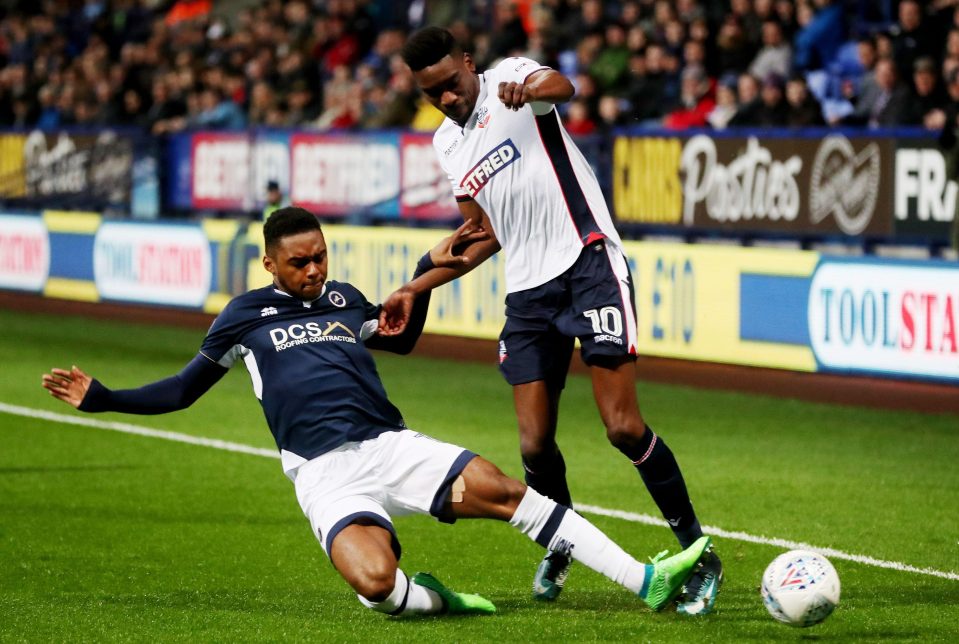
623, 240, 958, 383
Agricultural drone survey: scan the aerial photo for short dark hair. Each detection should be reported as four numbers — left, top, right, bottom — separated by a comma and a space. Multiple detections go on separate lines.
401, 26, 459, 71
264, 207, 321, 253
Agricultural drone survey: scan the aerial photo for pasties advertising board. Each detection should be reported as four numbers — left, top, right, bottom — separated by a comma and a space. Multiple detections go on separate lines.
613, 133, 893, 237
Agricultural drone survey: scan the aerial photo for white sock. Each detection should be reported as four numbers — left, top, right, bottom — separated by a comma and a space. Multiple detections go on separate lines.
509, 487, 649, 594
357, 568, 445, 615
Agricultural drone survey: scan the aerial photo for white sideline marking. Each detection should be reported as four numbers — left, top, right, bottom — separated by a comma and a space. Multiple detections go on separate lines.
3, 401, 958, 582
576, 504, 959, 582
0, 402, 279, 460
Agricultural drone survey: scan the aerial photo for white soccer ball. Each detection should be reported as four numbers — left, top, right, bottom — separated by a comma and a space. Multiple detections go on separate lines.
761, 549, 840, 627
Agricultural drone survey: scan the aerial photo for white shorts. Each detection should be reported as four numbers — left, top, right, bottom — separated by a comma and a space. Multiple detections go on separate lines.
293, 429, 476, 560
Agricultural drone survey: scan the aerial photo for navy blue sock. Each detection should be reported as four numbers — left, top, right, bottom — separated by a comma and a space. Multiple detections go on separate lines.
625, 425, 702, 549
523, 447, 573, 509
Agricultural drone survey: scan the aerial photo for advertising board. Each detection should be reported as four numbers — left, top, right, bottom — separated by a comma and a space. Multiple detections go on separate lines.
613, 133, 893, 237
290, 133, 400, 217
191, 132, 252, 211
808, 258, 959, 381
399, 133, 458, 220
93, 222, 212, 307
894, 143, 956, 243
0, 214, 49, 291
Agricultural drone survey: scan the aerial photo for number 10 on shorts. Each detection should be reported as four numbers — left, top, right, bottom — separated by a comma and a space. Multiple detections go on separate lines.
583, 307, 623, 337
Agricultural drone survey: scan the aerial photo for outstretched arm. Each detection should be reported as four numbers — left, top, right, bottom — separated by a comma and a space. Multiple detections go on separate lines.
42, 355, 228, 414
363, 250, 435, 354
376, 218, 495, 340
389, 201, 500, 304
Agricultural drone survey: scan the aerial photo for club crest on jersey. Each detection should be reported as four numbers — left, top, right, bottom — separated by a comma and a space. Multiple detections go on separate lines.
460, 139, 520, 197
328, 290, 346, 307
475, 105, 491, 128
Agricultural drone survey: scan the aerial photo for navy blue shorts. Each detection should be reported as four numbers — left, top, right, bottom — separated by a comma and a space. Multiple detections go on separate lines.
498, 239, 638, 388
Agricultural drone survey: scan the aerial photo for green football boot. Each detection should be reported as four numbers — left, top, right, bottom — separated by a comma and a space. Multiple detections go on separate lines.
411, 572, 497, 615
639, 535, 712, 611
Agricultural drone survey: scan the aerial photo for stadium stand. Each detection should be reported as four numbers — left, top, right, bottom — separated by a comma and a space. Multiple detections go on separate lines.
1, 1, 958, 256
0, 0, 954, 133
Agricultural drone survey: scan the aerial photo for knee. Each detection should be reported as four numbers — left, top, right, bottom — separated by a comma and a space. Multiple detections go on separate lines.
605, 417, 646, 452
519, 424, 557, 463
487, 474, 528, 509
519, 431, 555, 462
352, 563, 397, 603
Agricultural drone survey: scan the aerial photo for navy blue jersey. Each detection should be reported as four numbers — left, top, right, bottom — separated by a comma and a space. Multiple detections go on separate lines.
200, 281, 405, 472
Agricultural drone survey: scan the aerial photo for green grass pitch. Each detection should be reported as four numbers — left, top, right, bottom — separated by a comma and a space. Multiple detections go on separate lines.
1, 307, 957, 642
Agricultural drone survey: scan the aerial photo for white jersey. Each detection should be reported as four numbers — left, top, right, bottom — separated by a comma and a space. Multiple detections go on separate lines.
433, 57, 623, 293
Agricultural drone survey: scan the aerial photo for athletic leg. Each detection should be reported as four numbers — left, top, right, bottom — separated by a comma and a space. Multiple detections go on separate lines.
514, 378, 576, 600
590, 358, 703, 548
513, 380, 571, 507
590, 358, 723, 615
449, 457, 711, 610
500, 291, 576, 601
296, 436, 492, 617
328, 519, 447, 615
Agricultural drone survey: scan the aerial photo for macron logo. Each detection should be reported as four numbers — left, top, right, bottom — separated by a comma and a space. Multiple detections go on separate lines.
260, 307, 278, 317
460, 139, 520, 197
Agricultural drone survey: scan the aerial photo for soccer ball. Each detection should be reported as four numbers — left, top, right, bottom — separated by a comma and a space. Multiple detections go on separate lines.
761, 550, 840, 627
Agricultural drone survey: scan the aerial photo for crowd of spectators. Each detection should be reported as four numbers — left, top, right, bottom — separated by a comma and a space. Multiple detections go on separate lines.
1, 0, 959, 135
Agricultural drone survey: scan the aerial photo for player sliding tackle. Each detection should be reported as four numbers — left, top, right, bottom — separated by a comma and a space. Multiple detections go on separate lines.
42, 208, 711, 617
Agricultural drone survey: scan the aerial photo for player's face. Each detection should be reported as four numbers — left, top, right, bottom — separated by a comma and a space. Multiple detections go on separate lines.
413, 52, 479, 127
264, 230, 328, 301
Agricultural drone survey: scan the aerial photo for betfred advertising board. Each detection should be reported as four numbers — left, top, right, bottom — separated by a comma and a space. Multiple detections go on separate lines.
399, 133, 458, 220
191, 133, 252, 210
0, 214, 49, 291
93, 222, 212, 307
808, 258, 959, 381
290, 133, 400, 217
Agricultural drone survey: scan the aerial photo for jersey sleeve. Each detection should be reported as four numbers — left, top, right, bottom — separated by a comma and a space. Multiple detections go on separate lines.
78, 354, 228, 415
492, 57, 555, 116
433, 135, 472, 202
449, 172, 471, 202
360, 295, 380, 341
199, 302, 244, 368
493, 56, 551, 84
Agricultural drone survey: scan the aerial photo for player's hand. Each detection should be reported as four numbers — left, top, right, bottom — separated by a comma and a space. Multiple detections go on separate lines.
41, 365, 92, 408
430, 220, 491, 268
498, 81, 533, 110
378, 289, 414, 336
